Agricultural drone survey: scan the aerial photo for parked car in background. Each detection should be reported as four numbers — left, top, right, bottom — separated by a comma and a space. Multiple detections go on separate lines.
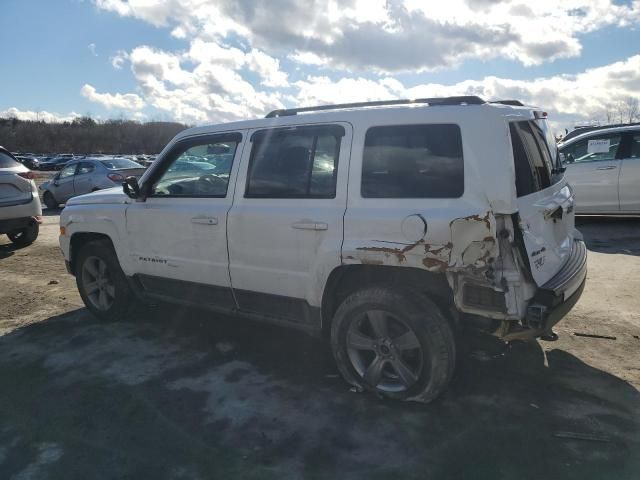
60, 96, 586, 403
39, 154, 76, 171
15, 155, 40, 170
559, 124, 640, 214
0, 146, 42, 246
39, 157, 145, 208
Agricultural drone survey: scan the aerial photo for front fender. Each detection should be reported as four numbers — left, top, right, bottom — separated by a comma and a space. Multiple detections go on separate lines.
60, 204, 132, 275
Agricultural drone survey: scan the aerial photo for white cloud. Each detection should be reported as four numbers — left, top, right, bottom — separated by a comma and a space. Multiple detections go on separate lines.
124, 44, 284, 123
88, 1, 640, 130
110, 50, 129, 69
80, 84, 146, 110
94, 0, 640, 72
292, 55, 640, 133
88, 43, 98, 56
1, 107, 81, 123
245, 49, 288, 87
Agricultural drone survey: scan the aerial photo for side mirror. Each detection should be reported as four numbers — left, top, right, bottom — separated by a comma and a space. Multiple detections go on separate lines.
123, 176, 142, 200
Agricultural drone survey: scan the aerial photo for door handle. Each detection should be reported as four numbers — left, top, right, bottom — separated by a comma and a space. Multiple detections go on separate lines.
191, 216, 218, 225
291, 221, 328, 231
596, 165, 617, 170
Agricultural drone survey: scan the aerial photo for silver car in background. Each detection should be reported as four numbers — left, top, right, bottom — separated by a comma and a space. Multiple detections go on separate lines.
0, 146, 42, 246
39, 157, 146, 209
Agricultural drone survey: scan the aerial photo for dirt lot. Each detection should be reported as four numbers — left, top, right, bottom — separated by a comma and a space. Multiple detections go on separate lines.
1, 212, 639, 479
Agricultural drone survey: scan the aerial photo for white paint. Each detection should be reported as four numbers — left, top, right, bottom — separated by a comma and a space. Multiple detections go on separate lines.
60, 101, 580, 322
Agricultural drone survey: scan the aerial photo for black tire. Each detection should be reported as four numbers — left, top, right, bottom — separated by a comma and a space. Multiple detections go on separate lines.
7, 221, 39, 247
331, 286, 456, 403
43, 191, 58, 210
75, 240, 137, 321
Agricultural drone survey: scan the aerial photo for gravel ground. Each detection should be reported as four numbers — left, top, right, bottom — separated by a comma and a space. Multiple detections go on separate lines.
0, 211, 638, 479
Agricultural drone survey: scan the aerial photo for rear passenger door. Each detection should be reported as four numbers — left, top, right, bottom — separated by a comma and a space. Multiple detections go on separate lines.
561, 133, 622, 213
619, 132, 640, 212
227, 124, 351, 325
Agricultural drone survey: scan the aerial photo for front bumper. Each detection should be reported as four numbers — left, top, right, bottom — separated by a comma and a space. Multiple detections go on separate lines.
505, 239, 587, 341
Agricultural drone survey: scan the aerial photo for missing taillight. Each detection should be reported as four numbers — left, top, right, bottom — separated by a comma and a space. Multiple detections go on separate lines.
17, 171, 36, 180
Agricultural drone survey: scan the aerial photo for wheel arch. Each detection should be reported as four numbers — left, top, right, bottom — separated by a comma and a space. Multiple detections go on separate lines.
321, 264, 454, 332
69, 232, 115, 275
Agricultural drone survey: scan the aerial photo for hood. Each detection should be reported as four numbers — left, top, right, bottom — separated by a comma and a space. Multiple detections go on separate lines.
65, 187, 130, 206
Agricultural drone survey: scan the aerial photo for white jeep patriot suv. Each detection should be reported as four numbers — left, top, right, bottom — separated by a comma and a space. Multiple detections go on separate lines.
59, 97, 587, 403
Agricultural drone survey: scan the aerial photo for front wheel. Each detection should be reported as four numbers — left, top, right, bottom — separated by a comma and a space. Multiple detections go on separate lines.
7, 221, 39, 247
331, 287, 456, 403
75, 240, 137, 321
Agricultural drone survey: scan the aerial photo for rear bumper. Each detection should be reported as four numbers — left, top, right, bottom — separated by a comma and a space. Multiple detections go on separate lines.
505, 239, 587, 341
0, 215, 41, 234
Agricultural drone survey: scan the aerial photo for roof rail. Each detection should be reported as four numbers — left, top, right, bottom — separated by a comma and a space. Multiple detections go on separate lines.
562, 121, 640, 142
490, 100, 525, 106
265, 96, 486, 118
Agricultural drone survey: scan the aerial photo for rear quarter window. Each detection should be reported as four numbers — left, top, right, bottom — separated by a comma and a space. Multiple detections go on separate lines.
0, 152, 19, 168
361, 124, 464, 198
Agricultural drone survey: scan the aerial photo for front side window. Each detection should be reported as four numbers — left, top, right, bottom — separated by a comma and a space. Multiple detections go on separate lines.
361, 124, 464, 198
245, 125, 342, 198
151, 135, 240, 197
561, 134, 621, 164
59, 163, 77, 179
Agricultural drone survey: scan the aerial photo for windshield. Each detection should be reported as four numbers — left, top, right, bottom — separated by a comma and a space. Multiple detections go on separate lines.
101, 158, 142, 169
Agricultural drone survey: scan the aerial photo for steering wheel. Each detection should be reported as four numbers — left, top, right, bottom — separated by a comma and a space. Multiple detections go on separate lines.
197, 173, 227, 193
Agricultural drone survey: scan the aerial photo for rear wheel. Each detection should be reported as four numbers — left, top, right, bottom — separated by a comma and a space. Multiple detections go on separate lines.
331, 287, 456, 403
43, 191, 58, 209
7, 221, 39, 247
76, 240, 137, 321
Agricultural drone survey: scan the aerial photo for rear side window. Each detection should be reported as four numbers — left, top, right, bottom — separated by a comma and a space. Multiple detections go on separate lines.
246, 125, 343, 198
101, 159, 142, 169
77, 162, 96, 175
0, 152, 19, 168
361, 124, 464, 198
510, 121, 553, 197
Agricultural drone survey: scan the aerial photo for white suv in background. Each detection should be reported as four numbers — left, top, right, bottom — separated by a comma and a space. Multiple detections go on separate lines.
59, 97, 587, 403
559, 124, 640, 214
0, 146, 42, 247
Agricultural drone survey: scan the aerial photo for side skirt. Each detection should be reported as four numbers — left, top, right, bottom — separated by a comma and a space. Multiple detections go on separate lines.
129, 274, 323, 336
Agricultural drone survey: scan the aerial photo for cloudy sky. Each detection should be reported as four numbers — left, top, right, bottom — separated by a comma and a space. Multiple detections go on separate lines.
2, 0, 640, 132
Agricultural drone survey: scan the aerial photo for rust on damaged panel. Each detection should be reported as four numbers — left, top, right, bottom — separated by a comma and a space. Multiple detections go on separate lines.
348, 212, 497, 273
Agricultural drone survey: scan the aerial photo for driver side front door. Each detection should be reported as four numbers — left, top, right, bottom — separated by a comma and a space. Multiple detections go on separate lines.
125, 131, 246, 310
53, 162, 79, 203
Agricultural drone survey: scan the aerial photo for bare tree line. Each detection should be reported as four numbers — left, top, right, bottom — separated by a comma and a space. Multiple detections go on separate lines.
604, 96, 640, 124
0, 116, 188, 154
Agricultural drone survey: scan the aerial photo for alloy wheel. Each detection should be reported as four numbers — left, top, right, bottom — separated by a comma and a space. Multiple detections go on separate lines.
81, 256, 115, 311
346, 310, 424, 393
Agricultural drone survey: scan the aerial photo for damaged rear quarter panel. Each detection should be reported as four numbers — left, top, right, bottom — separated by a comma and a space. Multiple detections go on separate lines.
343, 210, 498, 273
